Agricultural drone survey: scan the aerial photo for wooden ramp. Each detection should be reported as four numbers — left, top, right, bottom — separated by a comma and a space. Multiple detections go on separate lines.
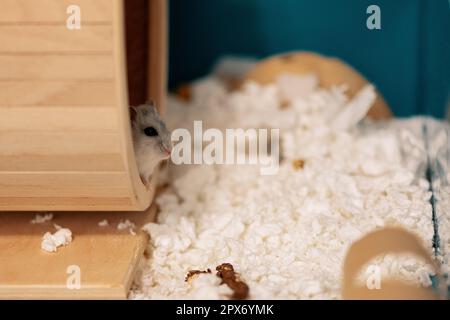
0, 205, 156, 299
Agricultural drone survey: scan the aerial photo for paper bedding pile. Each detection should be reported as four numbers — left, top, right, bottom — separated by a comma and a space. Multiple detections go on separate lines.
130, 73, 449, 299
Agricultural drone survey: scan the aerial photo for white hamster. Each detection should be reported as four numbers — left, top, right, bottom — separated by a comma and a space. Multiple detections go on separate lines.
130, 101, 172, 187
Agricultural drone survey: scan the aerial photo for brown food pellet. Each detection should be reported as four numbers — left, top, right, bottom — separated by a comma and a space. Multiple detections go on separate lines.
185, 269, 211, 283
226, 78, 243, 91
292, 159, 305, 170
216, 263, 249, 300
279, 100, 291, 109
175, 84, 192, 102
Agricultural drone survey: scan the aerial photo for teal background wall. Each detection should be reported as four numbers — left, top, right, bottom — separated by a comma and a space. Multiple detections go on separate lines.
168, 0, 449, 118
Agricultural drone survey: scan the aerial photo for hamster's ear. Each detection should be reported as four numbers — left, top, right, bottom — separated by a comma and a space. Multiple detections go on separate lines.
129, 106, 137, 122
145, 99, 157, 112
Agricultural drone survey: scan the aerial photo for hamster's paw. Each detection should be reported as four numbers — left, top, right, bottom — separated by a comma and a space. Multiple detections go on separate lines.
140, 174, 153, 189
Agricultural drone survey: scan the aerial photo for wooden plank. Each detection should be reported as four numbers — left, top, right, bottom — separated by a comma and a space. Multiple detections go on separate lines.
0, 206, 156, 299
148, 0, 168, 113
0, 80, 116, 106
1, 185, 129, 198
0, 132, 122, 155
0, 172, 134, 210
0, 54, 114, 80
111, 0, 155, 212
0, 169, 161, 212
0, 0, 113, 23
0, 197, 134, 211
0, 25, 113, 52
0, 172, 129, 188
0, 154, 125, 172
0, 107, 118, 132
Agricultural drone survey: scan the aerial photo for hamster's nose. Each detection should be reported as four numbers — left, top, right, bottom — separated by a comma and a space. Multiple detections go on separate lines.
164, 146, 172, 156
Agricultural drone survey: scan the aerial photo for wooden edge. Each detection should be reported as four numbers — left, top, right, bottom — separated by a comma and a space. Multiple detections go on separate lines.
148, 0, 167, 114
113, 0, 154, 211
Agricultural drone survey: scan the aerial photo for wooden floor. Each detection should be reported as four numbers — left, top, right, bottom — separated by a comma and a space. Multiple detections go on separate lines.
0, 204, 157, 299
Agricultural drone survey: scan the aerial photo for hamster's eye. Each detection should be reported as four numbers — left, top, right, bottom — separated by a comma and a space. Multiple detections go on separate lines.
144, 127, 158, 137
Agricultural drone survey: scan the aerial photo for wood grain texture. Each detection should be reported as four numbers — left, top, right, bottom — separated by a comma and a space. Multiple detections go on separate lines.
0, 197, 133, 211
0, 172, 131, 203
0, 25, 113, 52
0, 0, 113, 23
0, 205, 156, 299
125, 0, 148, 106
0, 80, 116, 106
148, 0, 168, 113
0, 172, 128, 187
0, 107, 118, 167
0, 132, 121, 155
0, 173, 129, 197
0, 154, 125, 172
0, 107, 118, 132
0, 54, 114, 80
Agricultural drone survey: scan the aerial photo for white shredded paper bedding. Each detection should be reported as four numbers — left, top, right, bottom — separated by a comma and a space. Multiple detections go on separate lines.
130, 74, 439, 299
41, 225, 72, 253
30, 213, 53, 224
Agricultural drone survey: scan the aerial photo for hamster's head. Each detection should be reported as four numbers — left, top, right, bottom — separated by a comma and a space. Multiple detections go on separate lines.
130, 101, 173, 160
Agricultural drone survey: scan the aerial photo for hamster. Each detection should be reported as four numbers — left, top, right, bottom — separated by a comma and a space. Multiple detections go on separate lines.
130, 101, 172, 187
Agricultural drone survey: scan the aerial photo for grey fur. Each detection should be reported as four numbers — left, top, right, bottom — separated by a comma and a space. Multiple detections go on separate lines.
131, 101, 172, 186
